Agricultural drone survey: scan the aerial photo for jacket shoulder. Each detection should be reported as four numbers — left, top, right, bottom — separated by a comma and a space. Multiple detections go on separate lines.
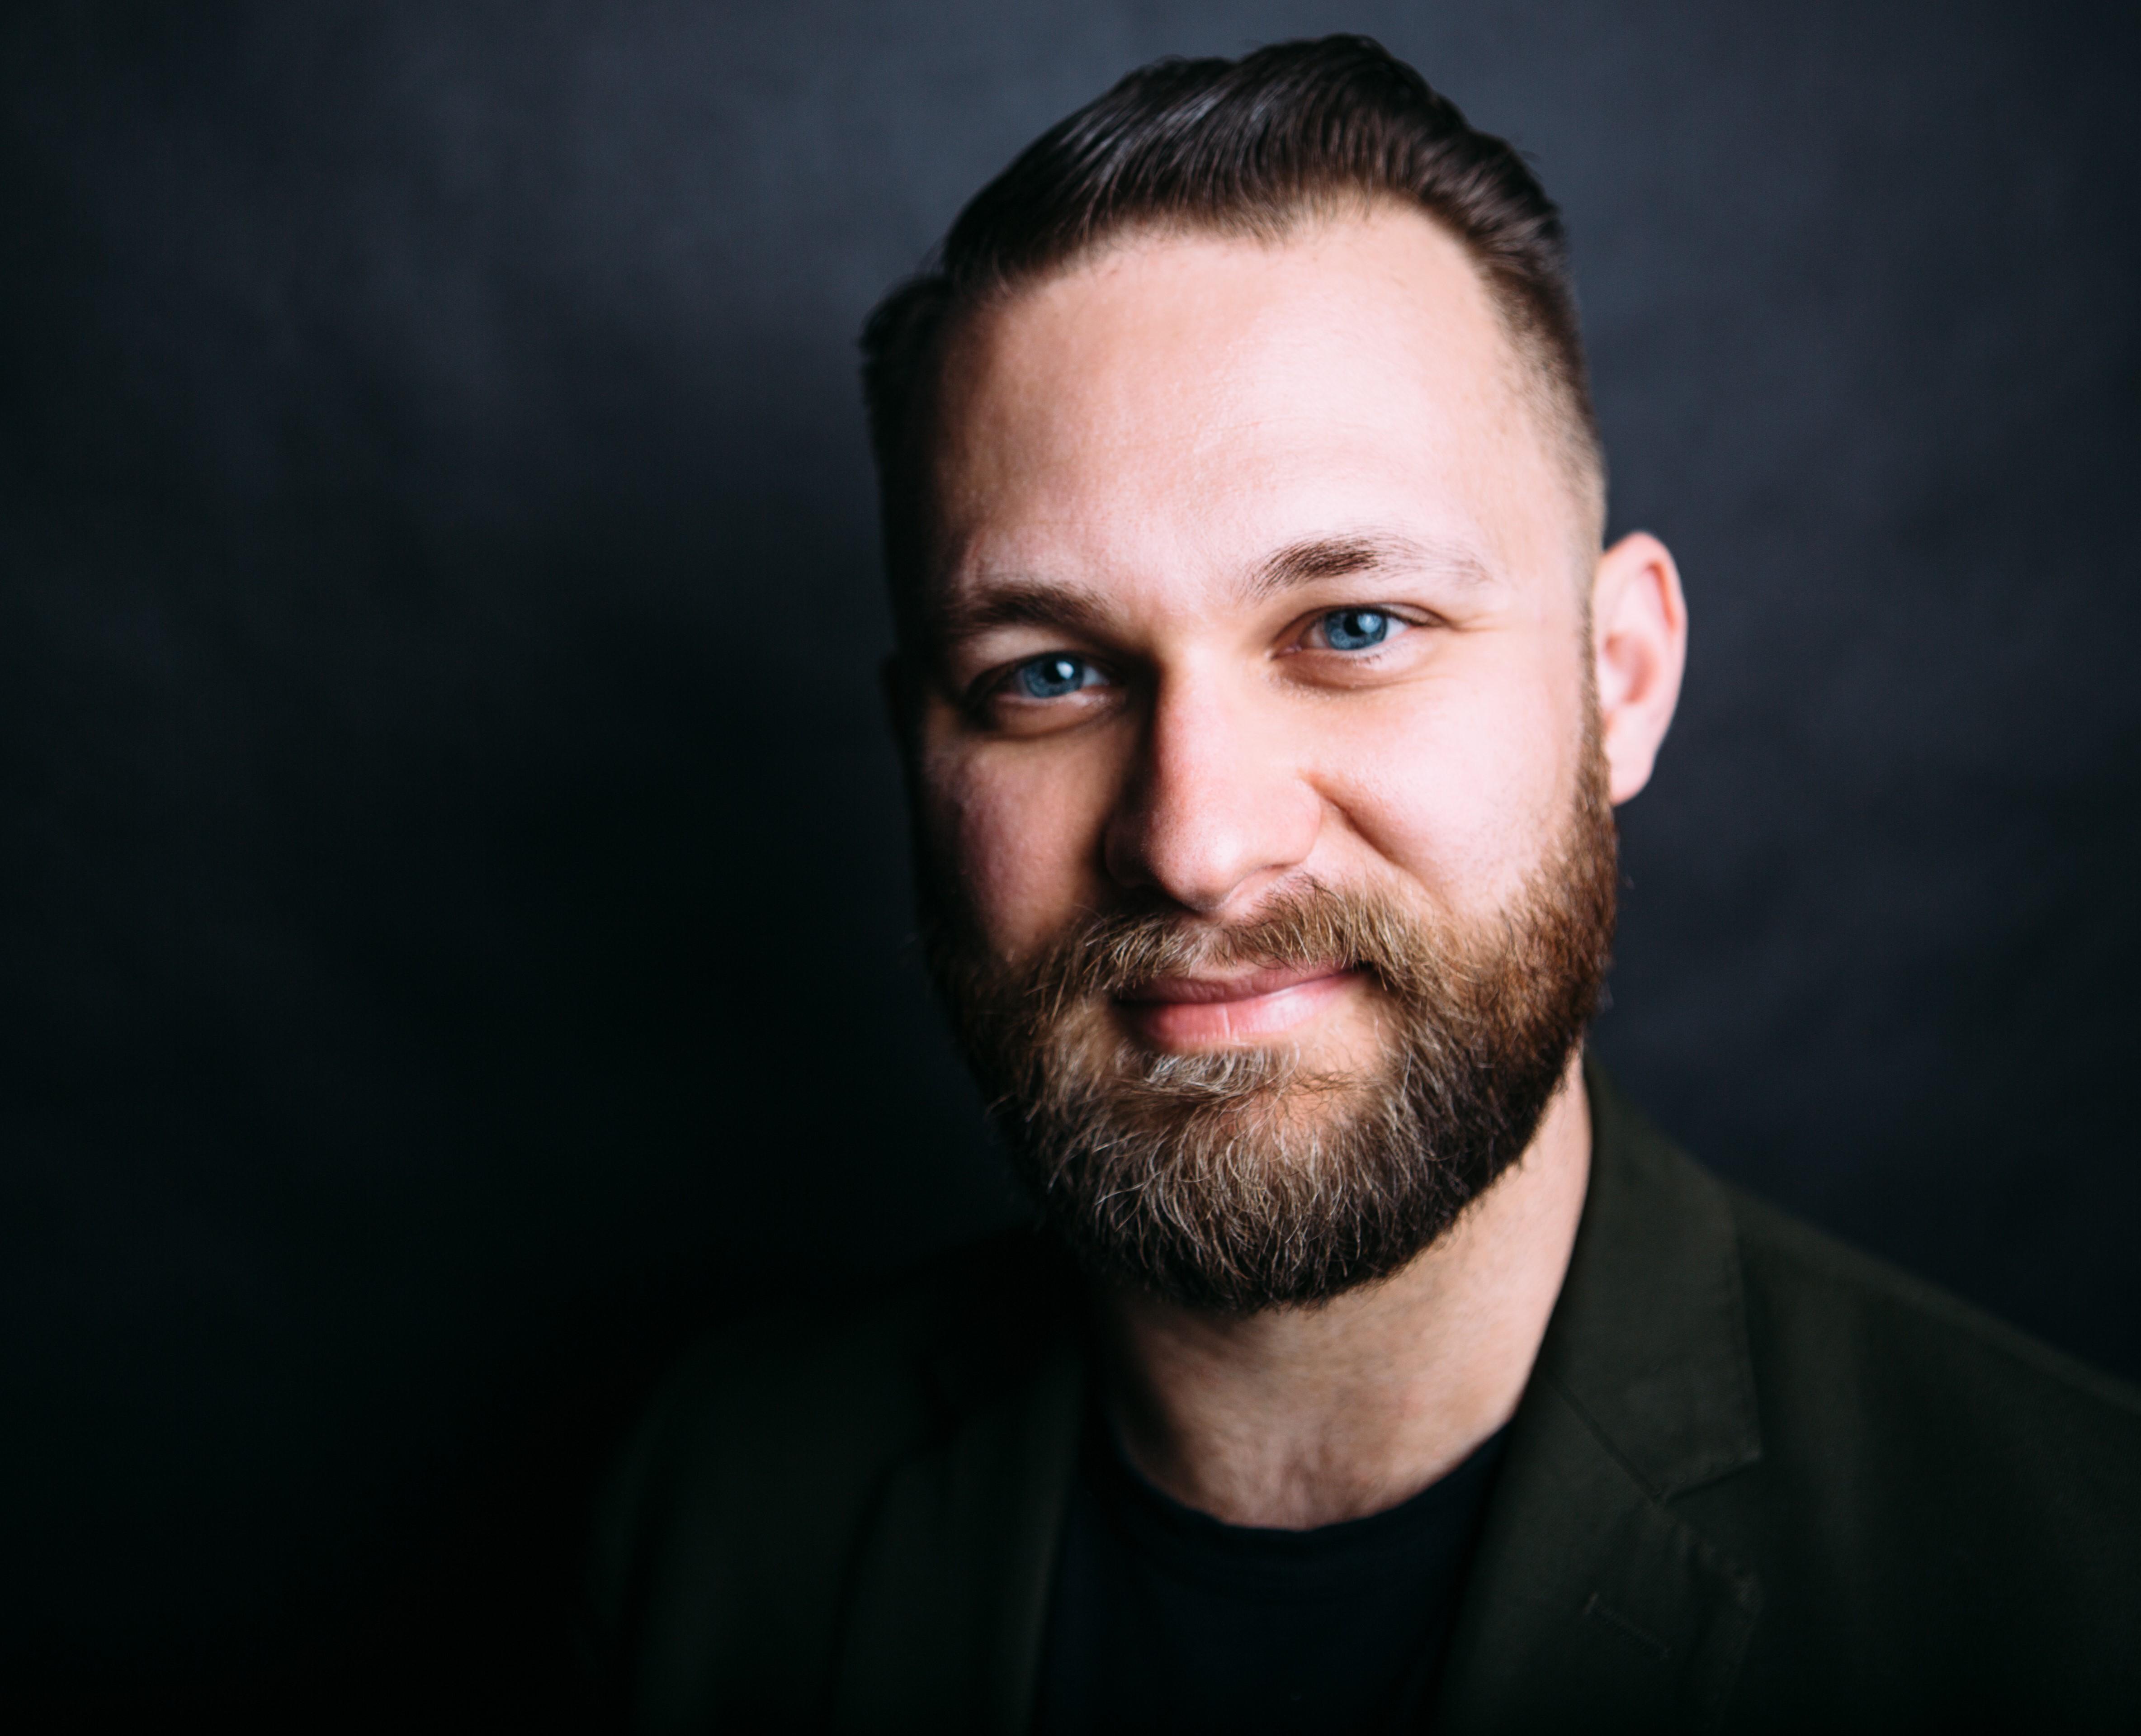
1725, 1181, 2141, 1447
1693, 1182, 2141, 1722
587, 1228, 1071, 1732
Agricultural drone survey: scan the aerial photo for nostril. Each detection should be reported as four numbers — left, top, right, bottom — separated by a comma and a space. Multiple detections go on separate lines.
1102, 784, 1323, 917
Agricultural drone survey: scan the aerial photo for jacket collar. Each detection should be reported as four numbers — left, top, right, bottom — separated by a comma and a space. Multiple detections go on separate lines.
1540, 1057, 1763, 1500
1433, 1057, 1765, 1732
827, 1240, 1085, 1735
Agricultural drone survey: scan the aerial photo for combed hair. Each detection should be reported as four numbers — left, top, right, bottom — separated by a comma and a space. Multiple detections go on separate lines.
860, 35, 1603, 635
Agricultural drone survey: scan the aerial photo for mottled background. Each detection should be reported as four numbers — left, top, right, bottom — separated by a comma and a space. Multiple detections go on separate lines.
5, 0, 2136, 1725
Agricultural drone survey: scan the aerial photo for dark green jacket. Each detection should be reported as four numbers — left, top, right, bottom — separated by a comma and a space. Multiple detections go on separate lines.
591, 1068, 2141, 1731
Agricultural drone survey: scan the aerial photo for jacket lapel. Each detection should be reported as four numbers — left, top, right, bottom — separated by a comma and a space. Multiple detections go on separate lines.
1434, 1061, 1765, 1733
828, 1318, 1083, 1735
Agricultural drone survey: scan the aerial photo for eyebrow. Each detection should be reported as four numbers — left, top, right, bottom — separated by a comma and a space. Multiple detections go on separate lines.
1244, 531, 1494, 600
931, 530, 1495, 645
932, 578, 1115, 644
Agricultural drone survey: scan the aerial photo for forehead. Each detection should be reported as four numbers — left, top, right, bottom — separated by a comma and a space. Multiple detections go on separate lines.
923, 208, 1583, 611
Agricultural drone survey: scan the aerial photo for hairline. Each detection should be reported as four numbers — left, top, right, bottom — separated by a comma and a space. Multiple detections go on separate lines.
897, 197, 1606, 637
1007, 197, 1602, 517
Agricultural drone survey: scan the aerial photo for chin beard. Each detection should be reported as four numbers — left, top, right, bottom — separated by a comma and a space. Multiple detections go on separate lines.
922, 737, 1618, 1317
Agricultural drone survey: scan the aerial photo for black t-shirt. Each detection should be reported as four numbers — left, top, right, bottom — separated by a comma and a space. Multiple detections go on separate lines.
1031, 1412, 1508, 1735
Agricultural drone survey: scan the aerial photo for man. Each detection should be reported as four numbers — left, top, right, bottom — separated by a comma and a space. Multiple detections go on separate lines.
590, 38, 2141, 1733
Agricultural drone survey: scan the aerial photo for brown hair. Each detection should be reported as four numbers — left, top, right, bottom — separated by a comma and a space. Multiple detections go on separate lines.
860, 35, 1603, 637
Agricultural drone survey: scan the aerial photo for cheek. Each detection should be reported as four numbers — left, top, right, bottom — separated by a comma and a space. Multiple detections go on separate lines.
1316, 649, 1585, 914
920, 734, 1117, 961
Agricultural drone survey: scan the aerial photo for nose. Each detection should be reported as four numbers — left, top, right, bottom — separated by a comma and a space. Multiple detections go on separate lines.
1102, 671, 1323, 916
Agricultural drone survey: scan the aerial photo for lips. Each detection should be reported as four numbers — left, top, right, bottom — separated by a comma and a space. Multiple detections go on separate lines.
1114, 963, 1362, 1048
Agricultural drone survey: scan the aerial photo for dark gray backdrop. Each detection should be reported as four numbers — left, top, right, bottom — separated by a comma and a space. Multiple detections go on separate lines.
6, 0, 2136, 1725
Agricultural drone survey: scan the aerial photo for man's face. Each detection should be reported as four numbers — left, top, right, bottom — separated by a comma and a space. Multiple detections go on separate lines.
904, 208, 1666, 1310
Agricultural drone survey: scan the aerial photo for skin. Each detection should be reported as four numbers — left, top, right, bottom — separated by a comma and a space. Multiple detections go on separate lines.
905, 206, 1687, 1528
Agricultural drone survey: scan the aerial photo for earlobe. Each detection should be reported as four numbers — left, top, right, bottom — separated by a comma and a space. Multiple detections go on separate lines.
1591, 532, 1688, 805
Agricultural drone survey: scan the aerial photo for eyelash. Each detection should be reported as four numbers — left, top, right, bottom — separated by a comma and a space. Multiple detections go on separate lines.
974, 604, 1430, 711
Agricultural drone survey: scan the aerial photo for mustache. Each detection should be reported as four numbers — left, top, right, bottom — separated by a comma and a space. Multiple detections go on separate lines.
1019, 880, 1443, 1029
918, 723, 1619, 1315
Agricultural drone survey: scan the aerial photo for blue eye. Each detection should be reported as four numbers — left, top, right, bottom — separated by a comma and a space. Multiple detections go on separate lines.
1014, 653, 1096, 699
1320, 608, 1393, 651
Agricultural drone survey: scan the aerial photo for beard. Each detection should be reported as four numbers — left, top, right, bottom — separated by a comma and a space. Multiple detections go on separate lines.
922, 730, 1619, 1316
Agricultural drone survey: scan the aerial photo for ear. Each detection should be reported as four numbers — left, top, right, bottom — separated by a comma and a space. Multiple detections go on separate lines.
1590, 531, 1687, 805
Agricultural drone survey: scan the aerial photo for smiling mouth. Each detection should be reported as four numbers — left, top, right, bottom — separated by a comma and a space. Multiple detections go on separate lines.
1114, 963, 1364, 1048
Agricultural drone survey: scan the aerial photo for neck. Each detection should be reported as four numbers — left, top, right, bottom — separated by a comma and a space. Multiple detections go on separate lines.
1095, 1052, 1591, 1530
